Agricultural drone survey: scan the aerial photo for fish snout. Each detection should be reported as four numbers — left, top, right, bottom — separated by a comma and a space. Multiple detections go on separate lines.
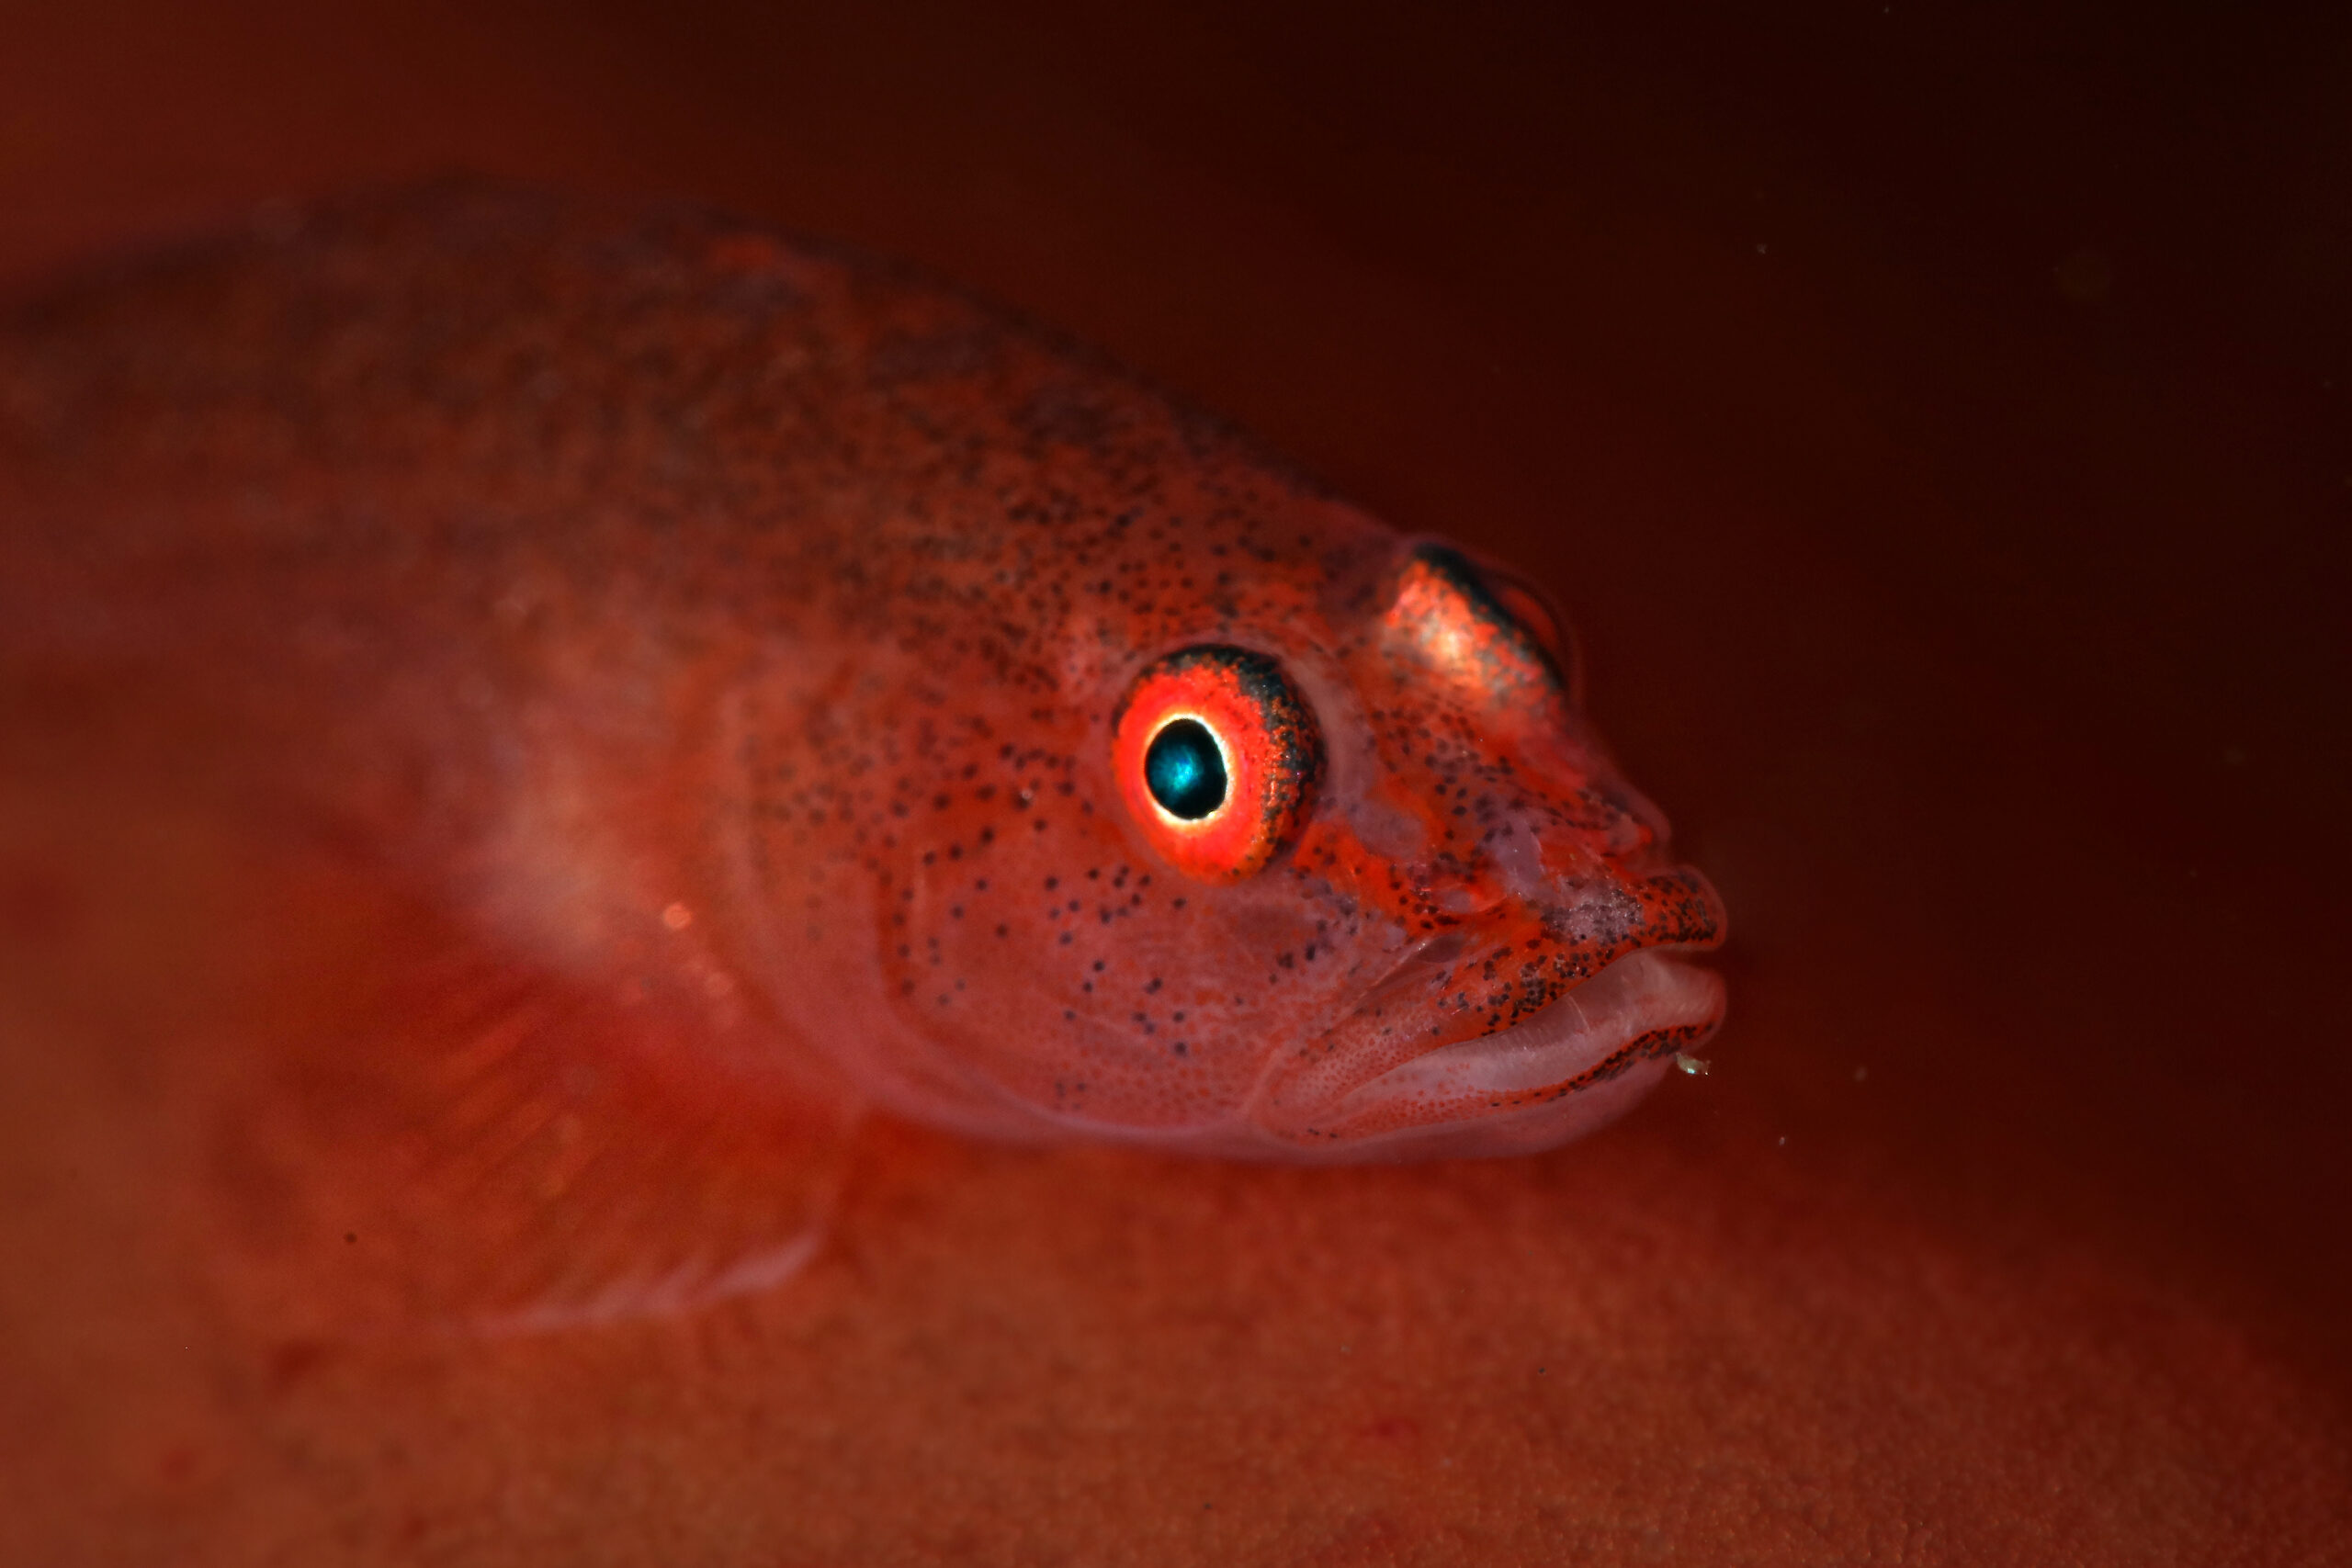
1240, 858, 1726, 1160
1444, 786, 1724, 950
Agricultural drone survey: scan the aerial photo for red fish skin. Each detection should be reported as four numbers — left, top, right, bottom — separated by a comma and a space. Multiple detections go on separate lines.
1, 184, 1724, 1242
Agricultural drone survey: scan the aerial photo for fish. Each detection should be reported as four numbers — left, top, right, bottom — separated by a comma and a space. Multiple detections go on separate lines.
0, 185, 1724, 1329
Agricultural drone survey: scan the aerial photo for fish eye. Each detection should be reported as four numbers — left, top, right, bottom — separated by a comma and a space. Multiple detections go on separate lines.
1112, 646, 1322, 882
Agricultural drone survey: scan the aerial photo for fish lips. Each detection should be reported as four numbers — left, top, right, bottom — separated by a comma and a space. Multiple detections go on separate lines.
1246, 873, 1727, 1162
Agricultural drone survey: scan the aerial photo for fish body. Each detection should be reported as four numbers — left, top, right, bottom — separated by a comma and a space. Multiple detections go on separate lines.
0, 188, 1722, 1322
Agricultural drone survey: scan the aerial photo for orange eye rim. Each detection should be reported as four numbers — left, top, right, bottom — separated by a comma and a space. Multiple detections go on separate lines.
1111, 646, 1323, 883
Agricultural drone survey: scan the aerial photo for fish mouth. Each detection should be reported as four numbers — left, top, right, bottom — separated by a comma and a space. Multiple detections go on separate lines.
1337, 947, 1721, 1134
1248, 937, 1725, 1163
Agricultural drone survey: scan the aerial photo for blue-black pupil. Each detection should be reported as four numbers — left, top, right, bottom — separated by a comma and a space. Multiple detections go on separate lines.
1144, 719, 1227, 820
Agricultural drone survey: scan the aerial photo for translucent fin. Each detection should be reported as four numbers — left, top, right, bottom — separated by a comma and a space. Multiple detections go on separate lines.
198, 875, 861, 1340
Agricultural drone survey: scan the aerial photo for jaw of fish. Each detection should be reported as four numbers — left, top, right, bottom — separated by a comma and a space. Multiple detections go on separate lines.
1242, 866, 1726, 1162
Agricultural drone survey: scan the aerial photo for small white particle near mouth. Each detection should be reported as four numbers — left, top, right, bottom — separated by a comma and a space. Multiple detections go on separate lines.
1339, 947, 1725, 1110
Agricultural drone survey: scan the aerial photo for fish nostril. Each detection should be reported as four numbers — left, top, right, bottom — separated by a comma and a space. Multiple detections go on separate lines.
1590, 783, 1668, 856
1594, 818, 1655, 864
1413, 929, 1469, 969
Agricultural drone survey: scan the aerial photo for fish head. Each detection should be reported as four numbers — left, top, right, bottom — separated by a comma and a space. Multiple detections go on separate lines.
841, 519, 1724, 1161
1229, 536, 1728, 1158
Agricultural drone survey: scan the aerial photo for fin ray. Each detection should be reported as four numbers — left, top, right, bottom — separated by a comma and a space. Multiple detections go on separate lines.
201, 869, 859, 1338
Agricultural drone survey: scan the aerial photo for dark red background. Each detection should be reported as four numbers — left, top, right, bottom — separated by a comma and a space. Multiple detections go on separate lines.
2, 2, 2346, 1561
